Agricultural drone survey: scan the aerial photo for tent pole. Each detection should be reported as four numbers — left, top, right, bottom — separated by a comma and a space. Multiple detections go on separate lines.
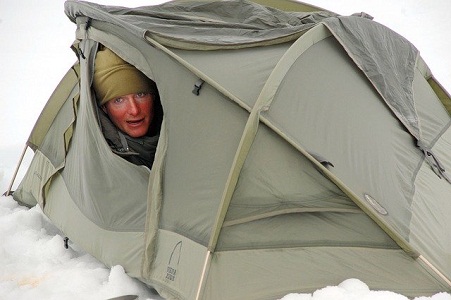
195, 250, 212, 300
418, 255, 451, 287
3, 144, 28, 197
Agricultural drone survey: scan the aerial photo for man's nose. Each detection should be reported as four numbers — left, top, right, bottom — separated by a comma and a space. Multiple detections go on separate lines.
127, 98, 140, 115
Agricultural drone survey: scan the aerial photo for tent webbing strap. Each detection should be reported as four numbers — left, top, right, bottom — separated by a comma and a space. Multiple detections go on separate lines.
222, 207, 362, 227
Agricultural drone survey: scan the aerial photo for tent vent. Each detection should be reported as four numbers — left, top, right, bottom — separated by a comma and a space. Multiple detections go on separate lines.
364, 194, 388, 215
192, 79, 205, 96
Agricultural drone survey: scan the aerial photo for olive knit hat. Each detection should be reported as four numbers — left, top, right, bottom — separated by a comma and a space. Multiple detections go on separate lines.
93, 47, 156, 105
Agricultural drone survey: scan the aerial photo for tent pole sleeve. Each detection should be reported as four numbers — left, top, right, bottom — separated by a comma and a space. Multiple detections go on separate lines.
205, 26, 333, 252
206, 24, 336, 252
195, 250, 212, 300
3, 144, 28, 196
208, 109, 260, 251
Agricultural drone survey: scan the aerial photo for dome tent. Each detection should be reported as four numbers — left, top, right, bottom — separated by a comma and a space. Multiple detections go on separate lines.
8, 0, 451, 299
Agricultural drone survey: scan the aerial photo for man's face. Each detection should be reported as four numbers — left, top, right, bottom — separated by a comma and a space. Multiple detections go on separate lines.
103, 92, 154, 138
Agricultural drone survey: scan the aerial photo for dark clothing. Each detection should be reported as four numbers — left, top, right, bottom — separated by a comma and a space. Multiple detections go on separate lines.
99, 110, 158, 169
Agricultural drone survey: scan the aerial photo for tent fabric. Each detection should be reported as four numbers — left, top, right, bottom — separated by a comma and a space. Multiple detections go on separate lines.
322, 16, 420, 141
11, 0, 451, 299
65, 0, 338, 49
65, 0, 424, 144
27, 64, 79, 150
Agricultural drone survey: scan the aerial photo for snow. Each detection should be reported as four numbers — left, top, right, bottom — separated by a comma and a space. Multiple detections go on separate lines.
0, 197, 153, 299
0, 0, 450, 299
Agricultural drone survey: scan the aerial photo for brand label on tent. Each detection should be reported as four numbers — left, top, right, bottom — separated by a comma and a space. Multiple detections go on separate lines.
364, 193, 388, 215
166, 241, 182, 282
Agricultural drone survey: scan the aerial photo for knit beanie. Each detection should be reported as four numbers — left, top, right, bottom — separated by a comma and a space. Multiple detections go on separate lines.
93, 47, 156, 105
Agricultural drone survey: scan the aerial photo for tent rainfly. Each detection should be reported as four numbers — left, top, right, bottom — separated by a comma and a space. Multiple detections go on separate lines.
7, 0, 451, 299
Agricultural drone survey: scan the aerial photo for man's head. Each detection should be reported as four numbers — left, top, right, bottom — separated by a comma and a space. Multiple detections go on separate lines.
93, 47, 157, 137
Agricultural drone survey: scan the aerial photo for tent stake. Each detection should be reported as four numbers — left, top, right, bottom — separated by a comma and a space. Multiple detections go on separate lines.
3, 144, 28, 197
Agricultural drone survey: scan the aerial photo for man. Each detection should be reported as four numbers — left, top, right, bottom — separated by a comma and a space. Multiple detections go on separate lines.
93, 46, 162, 169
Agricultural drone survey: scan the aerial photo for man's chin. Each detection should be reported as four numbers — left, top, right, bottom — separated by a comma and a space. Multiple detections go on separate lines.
123, 126, 148, 138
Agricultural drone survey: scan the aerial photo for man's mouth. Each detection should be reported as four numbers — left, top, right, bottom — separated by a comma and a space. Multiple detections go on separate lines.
126, 118, 145, 126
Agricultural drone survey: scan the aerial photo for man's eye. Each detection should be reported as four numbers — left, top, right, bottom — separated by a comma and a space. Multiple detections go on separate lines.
136, 92, 148, 98
113, 97, 124, 103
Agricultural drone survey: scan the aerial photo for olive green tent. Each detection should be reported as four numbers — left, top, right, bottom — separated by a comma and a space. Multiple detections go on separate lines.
9, 0, 451, 299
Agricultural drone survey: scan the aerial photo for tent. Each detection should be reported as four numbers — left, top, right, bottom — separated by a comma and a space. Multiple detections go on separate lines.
7, 0, 451, 299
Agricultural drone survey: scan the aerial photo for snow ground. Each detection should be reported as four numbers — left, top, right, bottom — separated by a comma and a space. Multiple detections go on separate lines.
0, 0, 450, 299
